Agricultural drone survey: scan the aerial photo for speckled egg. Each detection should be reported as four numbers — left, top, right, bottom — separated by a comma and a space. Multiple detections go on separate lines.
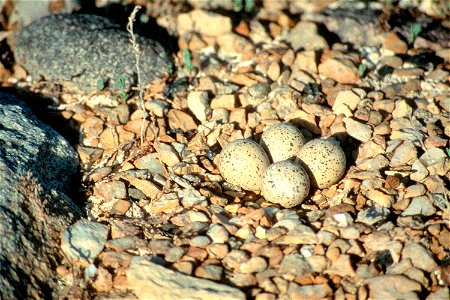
219, 139, 270, 191
261, 160, 310, 208
298, 139, 346, 189
260, 123, 306, 163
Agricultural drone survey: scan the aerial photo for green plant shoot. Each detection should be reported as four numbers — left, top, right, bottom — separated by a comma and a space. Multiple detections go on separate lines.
183, 48, 192, 75
408, 23, 422, 44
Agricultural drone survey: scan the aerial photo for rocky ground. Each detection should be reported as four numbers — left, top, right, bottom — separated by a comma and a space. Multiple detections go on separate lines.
0, 0, 449, 299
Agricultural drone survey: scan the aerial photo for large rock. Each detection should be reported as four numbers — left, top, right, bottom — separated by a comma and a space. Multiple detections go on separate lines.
15, 13, 173, 93
0, 93, 81, 299
127, 256, 246, 299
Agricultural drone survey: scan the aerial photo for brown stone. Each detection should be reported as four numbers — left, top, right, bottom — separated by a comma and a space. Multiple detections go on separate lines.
383, 32, 408, 54
319, 58, 360, 84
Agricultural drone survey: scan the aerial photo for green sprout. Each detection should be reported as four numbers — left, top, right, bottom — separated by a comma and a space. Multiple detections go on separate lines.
183, 48, 192, 75
233, 0, 243, 11
358, 63, 367, 77
446, 147, 450, 157
116, 74, 128, 100
233, 0, 254, 13
245, 0, 255, 13
97, 79, 105, 91
408, 23, 422, 44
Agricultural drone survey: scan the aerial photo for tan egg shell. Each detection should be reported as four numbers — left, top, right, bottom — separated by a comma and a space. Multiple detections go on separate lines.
260, 123, 306, 163
219, 139, 270, 191
298, 139, 346, 189
261, 160, 310, 208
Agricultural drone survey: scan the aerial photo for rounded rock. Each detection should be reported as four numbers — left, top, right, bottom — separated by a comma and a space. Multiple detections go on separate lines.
261, 160, 310, 208
219, 139, 270, 191
298, 139, 346, 189
260, 123, 306, 163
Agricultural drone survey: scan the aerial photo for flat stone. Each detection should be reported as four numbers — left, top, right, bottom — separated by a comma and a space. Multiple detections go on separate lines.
133, 153, 166, 175
402, 242, 438, 272
402, 196, 436, 216
332, 90, 361, 117
240, 257, 268, 274
188, 91, 210, 122
195, 264, 223, 281
356, 206, 390, 225
366, 189, 395, 208
177, 9, 232, 37
365, 275, 421, 299
383, 32, 408, 54
273, 224, 318, 245
278, 253, 312, 277
287, 283, 332, 299
94, 181, 127, 201
211, 94, 237, 110
61, 220, 109, 262
390, 142, 417, 167
127, 256, 245, 299
343, 117, 373, 142
168, 109, 198, 132
207, 224, 229, 244
325, 254, 356, 277
228, 273, 257, 287
15, 14, 171, 93
285, 21, 328, 51
318, 58, 360, 84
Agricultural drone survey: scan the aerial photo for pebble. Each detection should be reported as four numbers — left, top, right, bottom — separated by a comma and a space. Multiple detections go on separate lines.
365, 275, 421, 299
273, 224, 318, 245
343, 117, 373, 142
285, 21, 328, 51
61, 220, 109, 263
229, 273, 257, 287
240, 257, 268, 273
402, 196, 436, 216
177, 9, 232, 37
287, 282, 332, 299
389, 141, 417, 167
318, 58, 360, 84
332, 90, 360, 117
325, 254, 356, 277
207, 224, 229, 244
188, 91, 210, 122
195, 264, 223, 281
278, 253, 312, 277
402, 242, 438, 272
94, 181, 127, 201
356, 206, 390, 225
223, 250, 249, 271
127, 256, 245, 299
366, 189, 395, 207
382, 32, 408, 54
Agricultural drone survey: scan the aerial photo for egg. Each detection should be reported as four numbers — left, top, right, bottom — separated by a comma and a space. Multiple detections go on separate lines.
298, 139, 346, 189
261, 160, 310, 208
260, 123, 306, 163
219, 139, 270, 191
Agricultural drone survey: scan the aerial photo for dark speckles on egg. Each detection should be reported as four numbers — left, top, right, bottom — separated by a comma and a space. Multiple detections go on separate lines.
260, 123, 306, 163
298, 139, 346, 189
218, 139, 269, 191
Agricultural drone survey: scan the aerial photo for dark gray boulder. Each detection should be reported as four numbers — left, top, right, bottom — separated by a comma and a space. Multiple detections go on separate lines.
14, 13, 173, 93
0, 93, 81, 299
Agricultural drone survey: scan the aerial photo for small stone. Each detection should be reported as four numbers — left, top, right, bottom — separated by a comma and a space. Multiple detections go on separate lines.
365, 275, 421, 299
177, 9, 232, 37
367, 189, 395, 208
287, 282, 332, 299
190, 236, 211, 248
285, 21, 328, 51
195, 264, 223, 281
188, 91, 210, 122
240, 257, 268, 273
390, 142, 417, 167
391, 100, 413, 119
172, 261, 194, 275
402, 242, 438, 272
165, 247, 185, 263
206, 244, 229, 259
61, 220, 109, 262
278, 253, 312, 277
404, 184, 426, 198
211, 94, 237, 110
207, 224, 229, 244
383, 32, 408, 54
325, 254, 356, 277
168, 109, 198, 132
229, 273, 257, 287
133, 153, 166, 175
126, 177, 161, 199
91, 267, 113, 292
127, 256, 245, 299
319, 58, 359, 84
356, 206, 390, 225
94, 181, 127, 201
111, 199, 131, 215
410, 159, 429, 182
332, 90, 360, 117
292, 50, 318, 74
426, 287, 450, 300
305, 255, 327, 273
343, 117, 372, 142
402, 196, 436, 217
154, 142, 180, 167
273, 224, 318, 245
223, 250, 249, 271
